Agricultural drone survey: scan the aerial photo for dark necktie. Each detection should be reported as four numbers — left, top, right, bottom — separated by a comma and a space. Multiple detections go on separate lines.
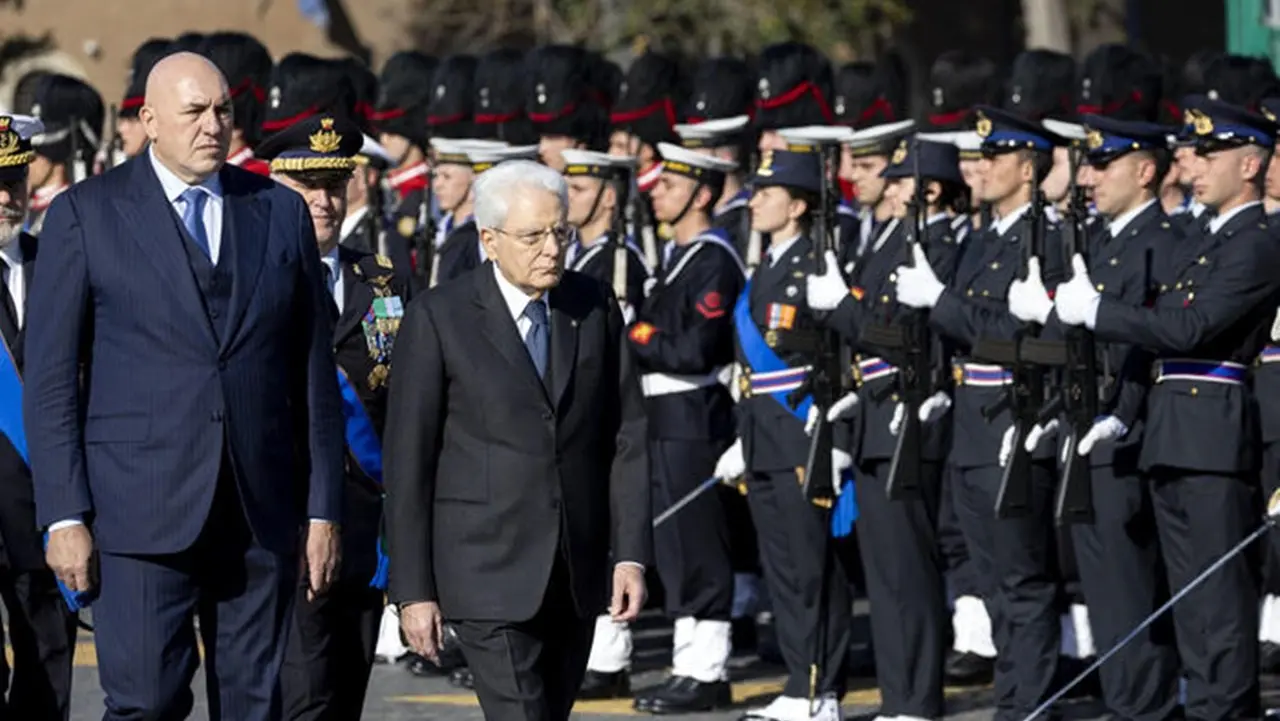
523, 300, 549, 379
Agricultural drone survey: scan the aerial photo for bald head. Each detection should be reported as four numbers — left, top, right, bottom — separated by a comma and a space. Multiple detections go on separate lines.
140, 52, 232, 184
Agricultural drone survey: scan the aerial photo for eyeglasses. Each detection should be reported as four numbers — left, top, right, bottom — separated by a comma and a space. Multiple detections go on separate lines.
491, 224, 574, 249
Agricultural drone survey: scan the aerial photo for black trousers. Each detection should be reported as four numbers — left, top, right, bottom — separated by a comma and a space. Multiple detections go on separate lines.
952, 463, 1059, 721
938, 463, 979, 599
1261, 443, 1280, 595
1070, 463, 1180, 721
853, 460, 947, 719
651, 438, 734, 620
745, 471, 850, 698
451, 556, 595, 721
0, 566, 76, 720
280, 575, 384, 721
1149, 469, 1260, 721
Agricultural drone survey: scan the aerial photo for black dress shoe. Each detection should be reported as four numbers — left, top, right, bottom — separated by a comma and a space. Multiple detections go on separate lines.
406, 653, 446, 677
449, 667, 475, 689
1263, 642, 1280, 674
646, 676, 733, 714
578, 669, 629, 699
633, 676, 680, 712
945, 650, 994, 685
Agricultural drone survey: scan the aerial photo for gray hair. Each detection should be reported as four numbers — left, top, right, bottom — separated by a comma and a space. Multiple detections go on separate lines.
473, 160, 568, 230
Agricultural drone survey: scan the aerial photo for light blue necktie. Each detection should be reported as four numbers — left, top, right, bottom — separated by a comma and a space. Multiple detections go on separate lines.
180, 187, 211, 260
523, 300, 548, 380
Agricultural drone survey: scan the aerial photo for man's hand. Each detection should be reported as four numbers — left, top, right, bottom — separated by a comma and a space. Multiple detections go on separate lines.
47, 524, 94, 594
713, 439, 746, 484
610, 564, 647, 623
304, 521, 341, 602
401, 600, 445, 663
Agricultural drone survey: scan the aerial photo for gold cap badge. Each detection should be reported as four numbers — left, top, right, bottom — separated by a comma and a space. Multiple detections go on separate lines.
1086, 128, 1104, 151
1194, 114, 1214, 136
309, 117, 343, 154
975, 112, 992, 139
891, 139, 908, 165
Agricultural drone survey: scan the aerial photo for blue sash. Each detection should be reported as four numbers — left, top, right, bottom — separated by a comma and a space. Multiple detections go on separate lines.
733, 282, 812, 423
336, 368, 390, 590
0, 337, 95, 612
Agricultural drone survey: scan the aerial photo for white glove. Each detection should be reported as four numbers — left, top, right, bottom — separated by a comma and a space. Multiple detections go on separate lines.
619, 301, 636, 325
889, 402, 905, 436
643, 277, 659, 298
1053, 254, 1102, 328
1023, 418, 1060, 454
714, 439, 746, 482
806, 250, 849, 311
832, 448, 854, 494
1007, 257, 1054, 324
918, 391, 952, 424
1270, 308, 1280, 342
998, 425, 1016, 468
826, 392, 860, 423
1077, 415, 1128, 456
893, 244, 945, 309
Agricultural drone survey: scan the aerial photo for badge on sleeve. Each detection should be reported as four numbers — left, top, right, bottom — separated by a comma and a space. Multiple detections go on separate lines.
629, 322, 658, 345
696, 291, 726, 319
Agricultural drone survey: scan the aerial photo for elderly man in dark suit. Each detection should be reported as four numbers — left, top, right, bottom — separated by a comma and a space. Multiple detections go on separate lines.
384, 158, 651, 721
24, 53, 345, 721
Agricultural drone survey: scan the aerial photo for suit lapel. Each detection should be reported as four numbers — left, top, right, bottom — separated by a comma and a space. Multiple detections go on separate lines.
335, 251, 372, 345
220, 172, 269, 353
548, 286, 579, 408
476, 265, 549, 405
115, 158, 218, 351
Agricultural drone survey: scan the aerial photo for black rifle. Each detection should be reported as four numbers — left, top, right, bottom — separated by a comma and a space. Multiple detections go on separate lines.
974, 189, 1049, 519
790, 141, 849, 505
1037, 146, 1098, 525
417, 168, 439, 287
609, 168, 633, 300
860, 138, 933, 500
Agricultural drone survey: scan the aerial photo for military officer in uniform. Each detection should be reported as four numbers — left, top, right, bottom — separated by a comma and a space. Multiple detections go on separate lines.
1007, 115, 1184, 720
712, 149, 850, 721
618, 142, 746, 713
1053, 99, 1280, 721
893, 108, 1066, 721
674, 115, 754, 263
372, 51, 438, 280
560, 149, 648, 312
839, 119, 915, 270
258, 113, 407, 721
115, 38, 174, 159
25, 75, 104, 233
806, 135, 967, 721
0, 113, 77, 721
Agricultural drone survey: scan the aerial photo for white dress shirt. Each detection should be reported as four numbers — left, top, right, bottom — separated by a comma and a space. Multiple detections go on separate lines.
1108, 199, 1158, 239
493, 262, 550, 340
321, 247, 343, 314
766, 234, 802, 267
993, 203, 1032, 238
149, 148, 224, 264
340, 205, 370, 246
0, 240, 24, 329
489, 263, 643, 572
1207, 200, 1262, 235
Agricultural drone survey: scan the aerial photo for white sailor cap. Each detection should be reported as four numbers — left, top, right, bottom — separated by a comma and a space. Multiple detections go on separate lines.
1042, 118, 1087, 144
656, 142, 739, 179
561, 149, 636, 178
674, 115, 751, 149
469, 144, 540, 173
356, 133, 394, 169
845, 119, 916, 156
429, 137, 510, 167
776, 125, 856, 151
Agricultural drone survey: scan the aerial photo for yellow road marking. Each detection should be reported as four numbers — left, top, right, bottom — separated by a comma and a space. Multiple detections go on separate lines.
391, 679, 989, 714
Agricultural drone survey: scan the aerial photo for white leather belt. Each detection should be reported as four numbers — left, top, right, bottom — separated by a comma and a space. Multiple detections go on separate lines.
641, 372, 722, 397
